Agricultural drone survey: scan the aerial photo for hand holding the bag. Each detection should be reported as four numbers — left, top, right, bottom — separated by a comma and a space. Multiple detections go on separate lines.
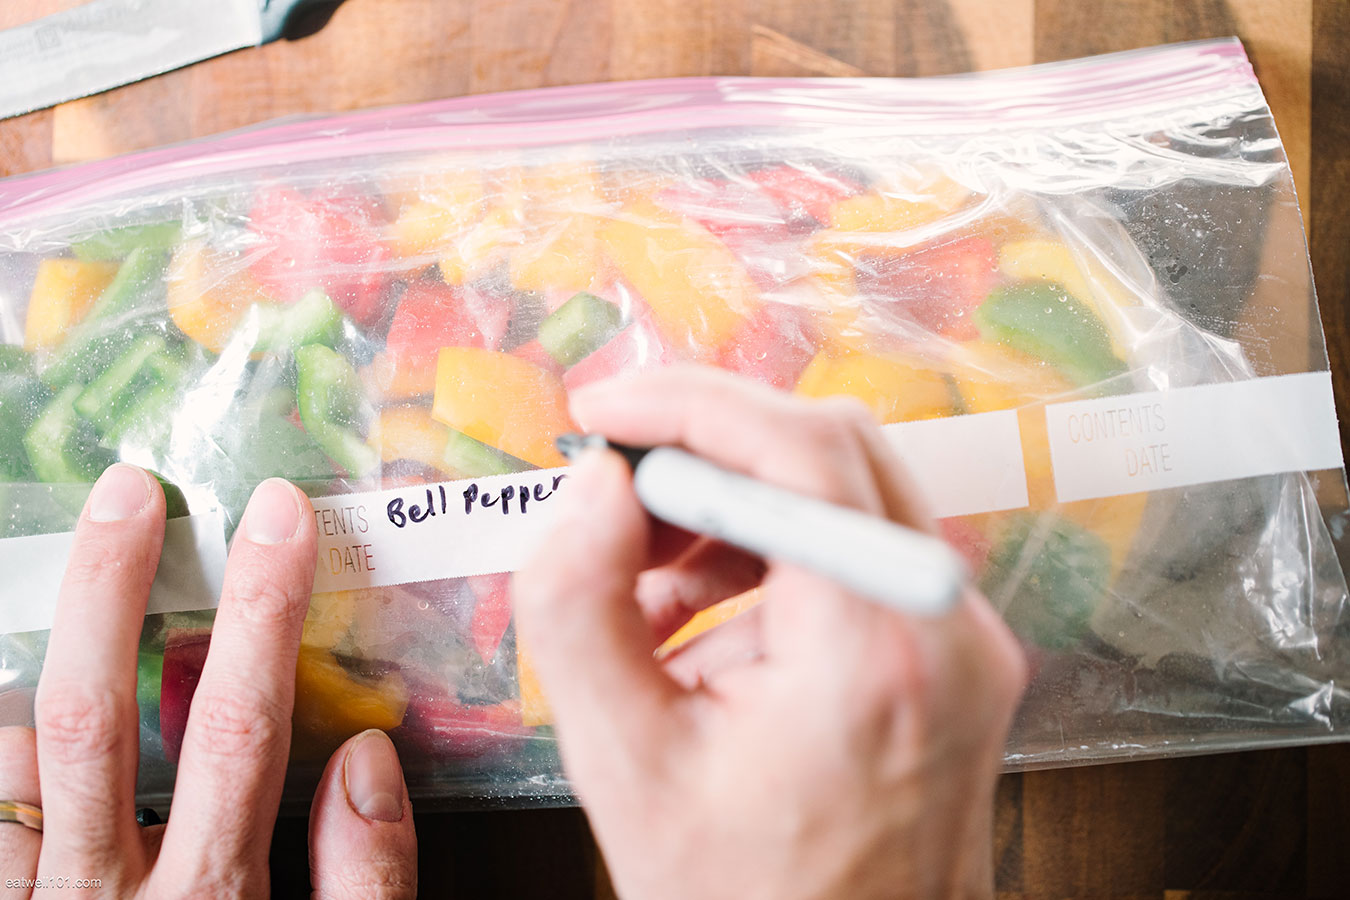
0, 469, 417, 899
515, 366, 1028, 900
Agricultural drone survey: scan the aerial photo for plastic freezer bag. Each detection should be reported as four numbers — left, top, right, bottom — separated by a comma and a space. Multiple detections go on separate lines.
0, 38, 1346, 806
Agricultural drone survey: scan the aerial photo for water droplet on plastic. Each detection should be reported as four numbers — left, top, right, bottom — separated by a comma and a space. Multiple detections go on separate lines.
417, 599, 430, 611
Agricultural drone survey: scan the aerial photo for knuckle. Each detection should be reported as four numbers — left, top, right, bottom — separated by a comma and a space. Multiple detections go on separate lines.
35, 684, 125, 765
816, 394, 878, 433
222, 565, 308, 631
185, 684, 289, 762
799, 404, 870, 462
62, 536, 136, 591
316, 854, 418, 900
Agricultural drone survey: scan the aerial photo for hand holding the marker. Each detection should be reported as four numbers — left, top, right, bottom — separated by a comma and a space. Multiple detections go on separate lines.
0, 468, 417, 899
515, 366, 1028, 900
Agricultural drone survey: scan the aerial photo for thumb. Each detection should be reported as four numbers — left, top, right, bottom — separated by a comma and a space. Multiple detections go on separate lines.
308, 729, 418, 900
512, 448, 685, 769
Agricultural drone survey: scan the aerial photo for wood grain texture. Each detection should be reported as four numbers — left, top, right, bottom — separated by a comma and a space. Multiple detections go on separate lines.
2, 1, 1346, 897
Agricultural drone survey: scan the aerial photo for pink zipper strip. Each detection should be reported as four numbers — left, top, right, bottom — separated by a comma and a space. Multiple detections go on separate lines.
0, 38, 1258, 225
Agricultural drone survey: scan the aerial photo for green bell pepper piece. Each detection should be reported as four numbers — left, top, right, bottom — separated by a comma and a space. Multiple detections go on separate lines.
42, 247, 170, 389
0, 349, 50, 482
974, 281, 1126, 389
23, 383, 115, 484
537, 291, 623, 367
74, 333, 168, 434
981, 513, 1111, 650
443, 428, 531, 477
249, 289, 345, 353
0, 344, 33, 375
295, 344, 378, 477
72, 222, 182, 262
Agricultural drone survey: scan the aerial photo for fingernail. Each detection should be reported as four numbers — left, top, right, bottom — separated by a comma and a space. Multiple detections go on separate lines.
88, 464, 151, 522
344, 730, 405, 823
242, 479, 302, 544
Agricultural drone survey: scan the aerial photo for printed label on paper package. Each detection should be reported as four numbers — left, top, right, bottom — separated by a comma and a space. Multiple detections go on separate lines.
1044, 372, 1343, 503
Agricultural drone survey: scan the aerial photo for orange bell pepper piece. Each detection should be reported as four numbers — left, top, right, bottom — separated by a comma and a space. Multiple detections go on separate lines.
599, 198, 756, 352
431, 347, 574, 468
796, 349, 955, 424
291, 645, 409, 761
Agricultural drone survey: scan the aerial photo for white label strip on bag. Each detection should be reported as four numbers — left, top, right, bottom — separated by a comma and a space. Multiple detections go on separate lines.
0, 511, 228, 636
882, 410, 1030, 519
313, 413, 1033, 594
311, 468, 572, 594
1045, 372, 1344, 504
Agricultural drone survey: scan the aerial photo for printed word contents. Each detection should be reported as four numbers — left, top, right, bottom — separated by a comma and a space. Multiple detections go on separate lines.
1045, 374, 1341, 503
1063, 401, 1171, 480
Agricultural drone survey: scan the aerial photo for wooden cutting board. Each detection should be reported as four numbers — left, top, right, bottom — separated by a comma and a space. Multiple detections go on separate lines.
2, 1, 1348, 897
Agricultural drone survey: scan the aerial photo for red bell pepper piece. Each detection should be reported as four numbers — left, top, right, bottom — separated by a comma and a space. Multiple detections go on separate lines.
159, 629, 211, 764
938, 517, 991, 574
397, 686, 530, 760
746, 164, 862, 227
855, 236, 998, 341
248, 185, 392, 326
467, 573, 514, 664
562, 312, 677, 392
387, 281, 510, 365
718, 301, 819, 390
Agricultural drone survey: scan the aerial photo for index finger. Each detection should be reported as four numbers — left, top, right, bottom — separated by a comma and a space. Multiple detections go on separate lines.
152, 479, 316, 888
35, 464, 164, 879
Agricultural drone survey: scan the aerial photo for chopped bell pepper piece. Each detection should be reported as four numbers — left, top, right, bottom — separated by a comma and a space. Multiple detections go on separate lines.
974, 281, 1126, 389
599, 198, 756, 351
296, 344, 379, 478
23, 258, 118, 351
72, 222, 182, 262
24, 383, 114, 484
431, 347, 574, 468
796, 349, 954, 423
537, 291, 623, 367
43, 246, 169, 389
291, 646, 409, 761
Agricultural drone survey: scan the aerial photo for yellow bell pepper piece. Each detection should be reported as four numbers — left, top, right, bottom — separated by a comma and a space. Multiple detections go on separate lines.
509, 214, 604, 293
23, 258, 118, 351
432, 347, 574, 468
389, 169, 486, 260
291, 646, 409, 760
166, 241, 258, 353
796, 350, 954, 423
600, 198, 755, 351
517, 640, 550, 728
998, 239, 1137, 357
948, 341, 1077, 415
301, 590, 360, 651
369, 406, 457, 475
437, 205, 517, 285
827, 172, 969, 232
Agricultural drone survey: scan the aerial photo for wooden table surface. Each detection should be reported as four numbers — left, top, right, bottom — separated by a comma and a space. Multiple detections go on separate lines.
3, 1, 1349, 897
